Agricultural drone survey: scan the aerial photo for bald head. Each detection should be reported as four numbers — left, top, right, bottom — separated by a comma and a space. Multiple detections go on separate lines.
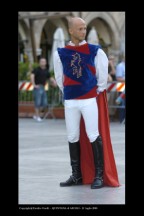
68, 17, 86, 29
68, 17, 87, 45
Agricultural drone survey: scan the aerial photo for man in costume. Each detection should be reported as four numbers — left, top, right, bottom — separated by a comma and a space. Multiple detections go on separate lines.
53, 17, 119, 189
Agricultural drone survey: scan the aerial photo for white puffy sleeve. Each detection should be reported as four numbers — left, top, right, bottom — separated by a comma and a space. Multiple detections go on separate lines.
53, 50, 64, 93
94, 48, 108, 93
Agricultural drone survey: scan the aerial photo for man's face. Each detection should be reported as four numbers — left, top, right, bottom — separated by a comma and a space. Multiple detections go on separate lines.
69, 21, 87, 42
39, 59, 47, 68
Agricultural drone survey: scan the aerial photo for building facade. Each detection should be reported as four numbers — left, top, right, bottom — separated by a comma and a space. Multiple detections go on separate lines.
18, 11, 125, 68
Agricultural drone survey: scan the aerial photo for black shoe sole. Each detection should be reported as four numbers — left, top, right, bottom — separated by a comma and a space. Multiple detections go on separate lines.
60, 182, 83, 187
91, 185, 104, 189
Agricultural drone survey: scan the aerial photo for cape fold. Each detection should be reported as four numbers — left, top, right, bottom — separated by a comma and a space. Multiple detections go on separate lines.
80, 90, 120, 186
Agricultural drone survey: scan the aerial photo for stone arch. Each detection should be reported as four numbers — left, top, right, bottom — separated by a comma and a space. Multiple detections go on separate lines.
86, 18, 113, 55
84, 12, 120, 53
36, 17, 69, 63
33, 19, 47, 50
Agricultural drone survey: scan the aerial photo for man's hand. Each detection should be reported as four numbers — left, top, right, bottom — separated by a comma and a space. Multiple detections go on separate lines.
50, 77, 57, 87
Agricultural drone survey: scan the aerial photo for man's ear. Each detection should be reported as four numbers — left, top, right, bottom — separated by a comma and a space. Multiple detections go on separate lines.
69, 28, 73, 35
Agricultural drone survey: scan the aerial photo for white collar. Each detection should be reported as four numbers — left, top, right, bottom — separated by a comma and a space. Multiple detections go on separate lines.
68, 40, 87, 46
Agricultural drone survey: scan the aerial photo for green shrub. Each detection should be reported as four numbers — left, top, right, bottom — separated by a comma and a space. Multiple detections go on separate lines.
18, 62, 39, 81
18, 62, 29, 80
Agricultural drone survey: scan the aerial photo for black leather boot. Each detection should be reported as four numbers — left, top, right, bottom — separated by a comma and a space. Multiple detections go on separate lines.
91, 135, 104, 189
60, 141, 82, 187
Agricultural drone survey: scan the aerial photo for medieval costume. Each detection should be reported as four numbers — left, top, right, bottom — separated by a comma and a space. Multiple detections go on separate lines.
53, 40, 119, 188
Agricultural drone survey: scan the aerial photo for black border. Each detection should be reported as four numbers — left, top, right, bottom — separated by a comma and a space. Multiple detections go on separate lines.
8, 7, 131, 214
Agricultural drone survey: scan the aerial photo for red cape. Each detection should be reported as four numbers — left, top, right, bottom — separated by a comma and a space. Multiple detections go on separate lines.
80, 90, 120, 186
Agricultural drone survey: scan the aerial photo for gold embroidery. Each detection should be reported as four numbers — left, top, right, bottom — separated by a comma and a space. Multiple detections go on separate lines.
71, 53, 82, 78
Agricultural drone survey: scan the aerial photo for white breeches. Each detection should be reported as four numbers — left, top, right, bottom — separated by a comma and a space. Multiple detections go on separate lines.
64, 98, 99, 143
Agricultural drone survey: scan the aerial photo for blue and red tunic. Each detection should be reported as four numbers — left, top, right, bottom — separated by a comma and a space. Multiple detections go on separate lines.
57, 43, 101, 99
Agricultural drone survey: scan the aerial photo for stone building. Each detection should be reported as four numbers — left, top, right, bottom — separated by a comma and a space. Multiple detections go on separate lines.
18, 11, 125, 68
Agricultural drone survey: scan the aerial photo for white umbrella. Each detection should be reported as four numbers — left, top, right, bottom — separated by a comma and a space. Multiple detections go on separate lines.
87, 27, 99, 45
49, 27, 65, 71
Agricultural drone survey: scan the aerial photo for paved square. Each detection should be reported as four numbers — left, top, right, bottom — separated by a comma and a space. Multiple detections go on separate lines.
19, 119, 125, 204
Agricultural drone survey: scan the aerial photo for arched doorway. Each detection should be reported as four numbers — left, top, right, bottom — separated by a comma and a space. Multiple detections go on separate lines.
86, 17, 114, 55
40, 20, 55, 65
40, 18, 69, 69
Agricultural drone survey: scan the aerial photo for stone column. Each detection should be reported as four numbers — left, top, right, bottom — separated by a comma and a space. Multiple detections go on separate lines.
24, 47, 33, 63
